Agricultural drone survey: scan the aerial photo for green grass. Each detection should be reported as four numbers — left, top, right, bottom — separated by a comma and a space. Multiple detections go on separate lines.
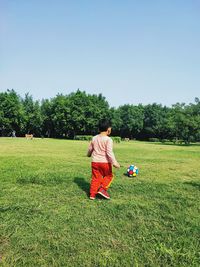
0, 138, 199, 267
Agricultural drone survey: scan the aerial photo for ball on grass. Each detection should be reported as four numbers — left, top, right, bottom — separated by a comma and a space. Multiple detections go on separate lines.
127, 165, 139, 177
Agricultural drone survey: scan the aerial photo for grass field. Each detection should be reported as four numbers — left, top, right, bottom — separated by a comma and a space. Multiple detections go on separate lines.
0, 138, 199, 266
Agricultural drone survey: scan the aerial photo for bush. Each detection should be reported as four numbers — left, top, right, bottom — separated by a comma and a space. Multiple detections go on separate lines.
148, 138, 160, 142
74, 135, 93, 141
172, 139, 184, 145
161, 139, 170, 143
112, 137, 121, 143
172, 138, 178, 144
74, 135, 121, 143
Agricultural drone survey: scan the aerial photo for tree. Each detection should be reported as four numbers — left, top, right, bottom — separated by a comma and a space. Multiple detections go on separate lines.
170, 101, 200, 144
48, 94, 71, 138
110, 107, 122, 136
0, 89, 24, 136
117, 104, 144, 138
85, 93, 111, 135
41, 99, 54, 137
1, 89, 199, 142
140, 103, 170, 140
22, 94, 43, 136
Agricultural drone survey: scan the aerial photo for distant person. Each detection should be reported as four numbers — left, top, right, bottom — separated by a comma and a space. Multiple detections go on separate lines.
11, 130, 16, 138
87, 120, 120, 200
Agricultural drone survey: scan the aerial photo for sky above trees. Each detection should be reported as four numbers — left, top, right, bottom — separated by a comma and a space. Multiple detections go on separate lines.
0, 0, 200, 107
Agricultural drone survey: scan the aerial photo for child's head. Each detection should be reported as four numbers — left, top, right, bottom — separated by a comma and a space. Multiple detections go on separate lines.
99, 120, 112, 135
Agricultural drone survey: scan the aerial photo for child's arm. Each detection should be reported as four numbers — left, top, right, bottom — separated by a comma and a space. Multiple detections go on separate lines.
87, 141, 93, 157
106, 138, 120, 168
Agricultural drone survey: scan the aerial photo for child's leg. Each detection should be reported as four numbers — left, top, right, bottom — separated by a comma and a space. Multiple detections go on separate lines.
101, 163, 113, 190
90, 163, 103, 197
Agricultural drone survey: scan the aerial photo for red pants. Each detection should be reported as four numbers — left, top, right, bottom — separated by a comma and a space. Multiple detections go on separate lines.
90, 162, 113, 197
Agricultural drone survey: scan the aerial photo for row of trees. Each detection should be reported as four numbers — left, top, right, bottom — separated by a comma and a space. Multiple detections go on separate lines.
0, 89, 200, 143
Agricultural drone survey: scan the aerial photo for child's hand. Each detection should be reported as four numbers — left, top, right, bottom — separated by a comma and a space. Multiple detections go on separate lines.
113, 162, 120, 168
87, 151, 92, 157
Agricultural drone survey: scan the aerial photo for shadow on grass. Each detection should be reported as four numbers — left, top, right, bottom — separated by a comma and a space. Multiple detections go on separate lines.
183, 181, 200, 190
74, 177, 113, 200
74, 177, 90, 197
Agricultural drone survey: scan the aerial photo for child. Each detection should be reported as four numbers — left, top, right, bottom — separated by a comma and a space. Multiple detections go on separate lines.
87, 120, 120, 200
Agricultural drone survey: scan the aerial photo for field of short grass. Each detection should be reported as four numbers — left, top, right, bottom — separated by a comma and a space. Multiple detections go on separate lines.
0, 138, 199, 266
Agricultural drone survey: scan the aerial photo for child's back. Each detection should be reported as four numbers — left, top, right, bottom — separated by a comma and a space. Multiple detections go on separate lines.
89, 134, 117, 165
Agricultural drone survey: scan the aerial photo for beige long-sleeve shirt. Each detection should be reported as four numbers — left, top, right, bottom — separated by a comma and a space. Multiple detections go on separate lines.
87, 134, 117, 165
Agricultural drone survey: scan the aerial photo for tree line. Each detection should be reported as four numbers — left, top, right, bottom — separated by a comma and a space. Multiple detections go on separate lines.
0, 89, 200, 143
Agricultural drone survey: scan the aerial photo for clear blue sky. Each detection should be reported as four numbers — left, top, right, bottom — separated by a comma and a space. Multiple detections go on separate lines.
0, 0, 200, 107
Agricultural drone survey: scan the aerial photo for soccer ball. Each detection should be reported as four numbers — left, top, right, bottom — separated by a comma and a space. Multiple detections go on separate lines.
127, 165, 139, 177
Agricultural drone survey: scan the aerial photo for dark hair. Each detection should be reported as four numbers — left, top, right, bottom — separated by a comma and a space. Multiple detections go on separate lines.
98, 120, 112, 132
